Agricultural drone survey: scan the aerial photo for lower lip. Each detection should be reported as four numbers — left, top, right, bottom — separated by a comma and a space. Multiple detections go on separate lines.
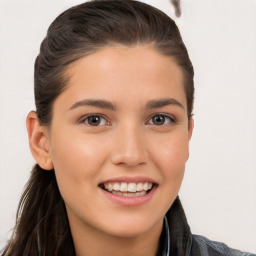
100, 185, 157, 207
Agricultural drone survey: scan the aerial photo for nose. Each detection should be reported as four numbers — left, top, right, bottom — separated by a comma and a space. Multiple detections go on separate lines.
110, 125, 147, 167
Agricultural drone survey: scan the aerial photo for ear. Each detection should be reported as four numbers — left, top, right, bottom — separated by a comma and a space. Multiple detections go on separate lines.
26, 111, 53, 170
188, 118, 194, 141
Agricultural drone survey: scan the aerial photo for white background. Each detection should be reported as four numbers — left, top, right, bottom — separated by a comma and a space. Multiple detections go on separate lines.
0, 0, 255, 253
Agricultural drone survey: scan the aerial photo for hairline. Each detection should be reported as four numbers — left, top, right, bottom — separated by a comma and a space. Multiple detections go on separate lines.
43, 42, 190, 128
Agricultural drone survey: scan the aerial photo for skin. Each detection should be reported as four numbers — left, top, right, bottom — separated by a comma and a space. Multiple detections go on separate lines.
27, 46, 193, 256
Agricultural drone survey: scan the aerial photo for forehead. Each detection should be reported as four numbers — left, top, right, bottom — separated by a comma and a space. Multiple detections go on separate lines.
58, 46, 187, 110
68, 45, 183, 79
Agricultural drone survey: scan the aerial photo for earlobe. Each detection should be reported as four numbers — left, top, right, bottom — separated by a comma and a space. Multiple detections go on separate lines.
26, 111, 53, 170
188, 118, 194, 141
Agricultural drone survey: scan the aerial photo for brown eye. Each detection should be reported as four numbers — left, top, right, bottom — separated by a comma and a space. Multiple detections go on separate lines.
152, 115, 165, 125
83, 115, 108, 126
148, 115, 175, 126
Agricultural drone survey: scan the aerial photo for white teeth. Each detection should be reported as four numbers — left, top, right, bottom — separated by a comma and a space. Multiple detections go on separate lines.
103, 181, 153, 194
127, 183, 137, 192
113, 183, 120, 191
120, 182, 128, 192
143, 182, 149, 191
112, 191, 147, 197
105, 183, 113, 191
136, 183, 143, 192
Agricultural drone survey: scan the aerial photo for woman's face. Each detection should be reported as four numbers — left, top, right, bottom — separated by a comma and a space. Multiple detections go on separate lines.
47, 46, 193, 239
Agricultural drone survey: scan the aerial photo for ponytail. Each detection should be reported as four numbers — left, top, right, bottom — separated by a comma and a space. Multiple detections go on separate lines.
1, 165, 75, 256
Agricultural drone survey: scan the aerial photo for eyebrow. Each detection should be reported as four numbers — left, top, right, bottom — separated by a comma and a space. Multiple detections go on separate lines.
69, 98, 184, 111
69, 99, 116, 111
145, 98, 184, 110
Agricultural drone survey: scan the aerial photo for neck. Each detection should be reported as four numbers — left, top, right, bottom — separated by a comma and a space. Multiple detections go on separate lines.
69, 217, 164, 256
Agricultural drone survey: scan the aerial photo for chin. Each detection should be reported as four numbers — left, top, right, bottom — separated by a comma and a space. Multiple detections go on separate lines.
100, 214, 163, 238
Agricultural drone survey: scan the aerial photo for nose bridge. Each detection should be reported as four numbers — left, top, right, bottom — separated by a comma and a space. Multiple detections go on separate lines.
111, 123, 147, 167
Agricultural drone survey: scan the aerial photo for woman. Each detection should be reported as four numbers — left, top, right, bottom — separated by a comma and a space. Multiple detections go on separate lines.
1, 1, 255, 255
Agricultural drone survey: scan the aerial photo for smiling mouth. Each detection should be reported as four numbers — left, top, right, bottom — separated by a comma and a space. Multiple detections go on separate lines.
99, 182, 156, 197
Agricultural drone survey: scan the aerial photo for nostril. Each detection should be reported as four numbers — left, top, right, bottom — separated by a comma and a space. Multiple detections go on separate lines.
111, 154, 146, 167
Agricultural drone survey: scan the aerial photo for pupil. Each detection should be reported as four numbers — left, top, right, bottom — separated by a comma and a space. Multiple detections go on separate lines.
153, 116, 165, 125
89, 116, 100, 125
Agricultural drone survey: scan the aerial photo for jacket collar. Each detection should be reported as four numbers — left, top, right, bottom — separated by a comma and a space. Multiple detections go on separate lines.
163, 196, 192, 256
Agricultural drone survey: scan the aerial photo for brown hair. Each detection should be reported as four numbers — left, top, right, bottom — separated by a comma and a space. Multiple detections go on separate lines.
1, 1, 193, 255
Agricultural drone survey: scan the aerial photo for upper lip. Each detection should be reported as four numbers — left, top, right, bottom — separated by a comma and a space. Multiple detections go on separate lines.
99, 176, 158, 184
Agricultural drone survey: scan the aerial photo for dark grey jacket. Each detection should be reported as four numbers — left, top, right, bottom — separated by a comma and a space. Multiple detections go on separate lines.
163, 197, 255, 256
190, 235, 255, 256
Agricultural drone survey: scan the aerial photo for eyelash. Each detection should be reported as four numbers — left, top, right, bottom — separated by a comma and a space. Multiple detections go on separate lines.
146, 114, 176, 126
79, 114, 110, 127
79, 113, 176, 127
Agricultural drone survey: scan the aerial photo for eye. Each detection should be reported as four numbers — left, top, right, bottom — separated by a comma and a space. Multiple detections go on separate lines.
81, 115, 109, 126
147, 114, 175, 126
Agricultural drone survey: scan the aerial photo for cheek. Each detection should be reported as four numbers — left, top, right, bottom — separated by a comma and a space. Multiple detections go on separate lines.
151, 132, 189, 179
49, 130, 108, 196
51, 128, 106, 169
147, 132, 189, 213
158, 135, 189, 167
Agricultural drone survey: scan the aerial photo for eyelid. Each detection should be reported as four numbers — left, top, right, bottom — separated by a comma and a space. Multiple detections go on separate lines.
77, 112, 176, 126
78, 114, 111, 126
146, 113, 176, 125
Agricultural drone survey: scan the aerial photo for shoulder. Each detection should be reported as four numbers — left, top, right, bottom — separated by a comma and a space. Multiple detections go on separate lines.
190, 234, 256, 256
